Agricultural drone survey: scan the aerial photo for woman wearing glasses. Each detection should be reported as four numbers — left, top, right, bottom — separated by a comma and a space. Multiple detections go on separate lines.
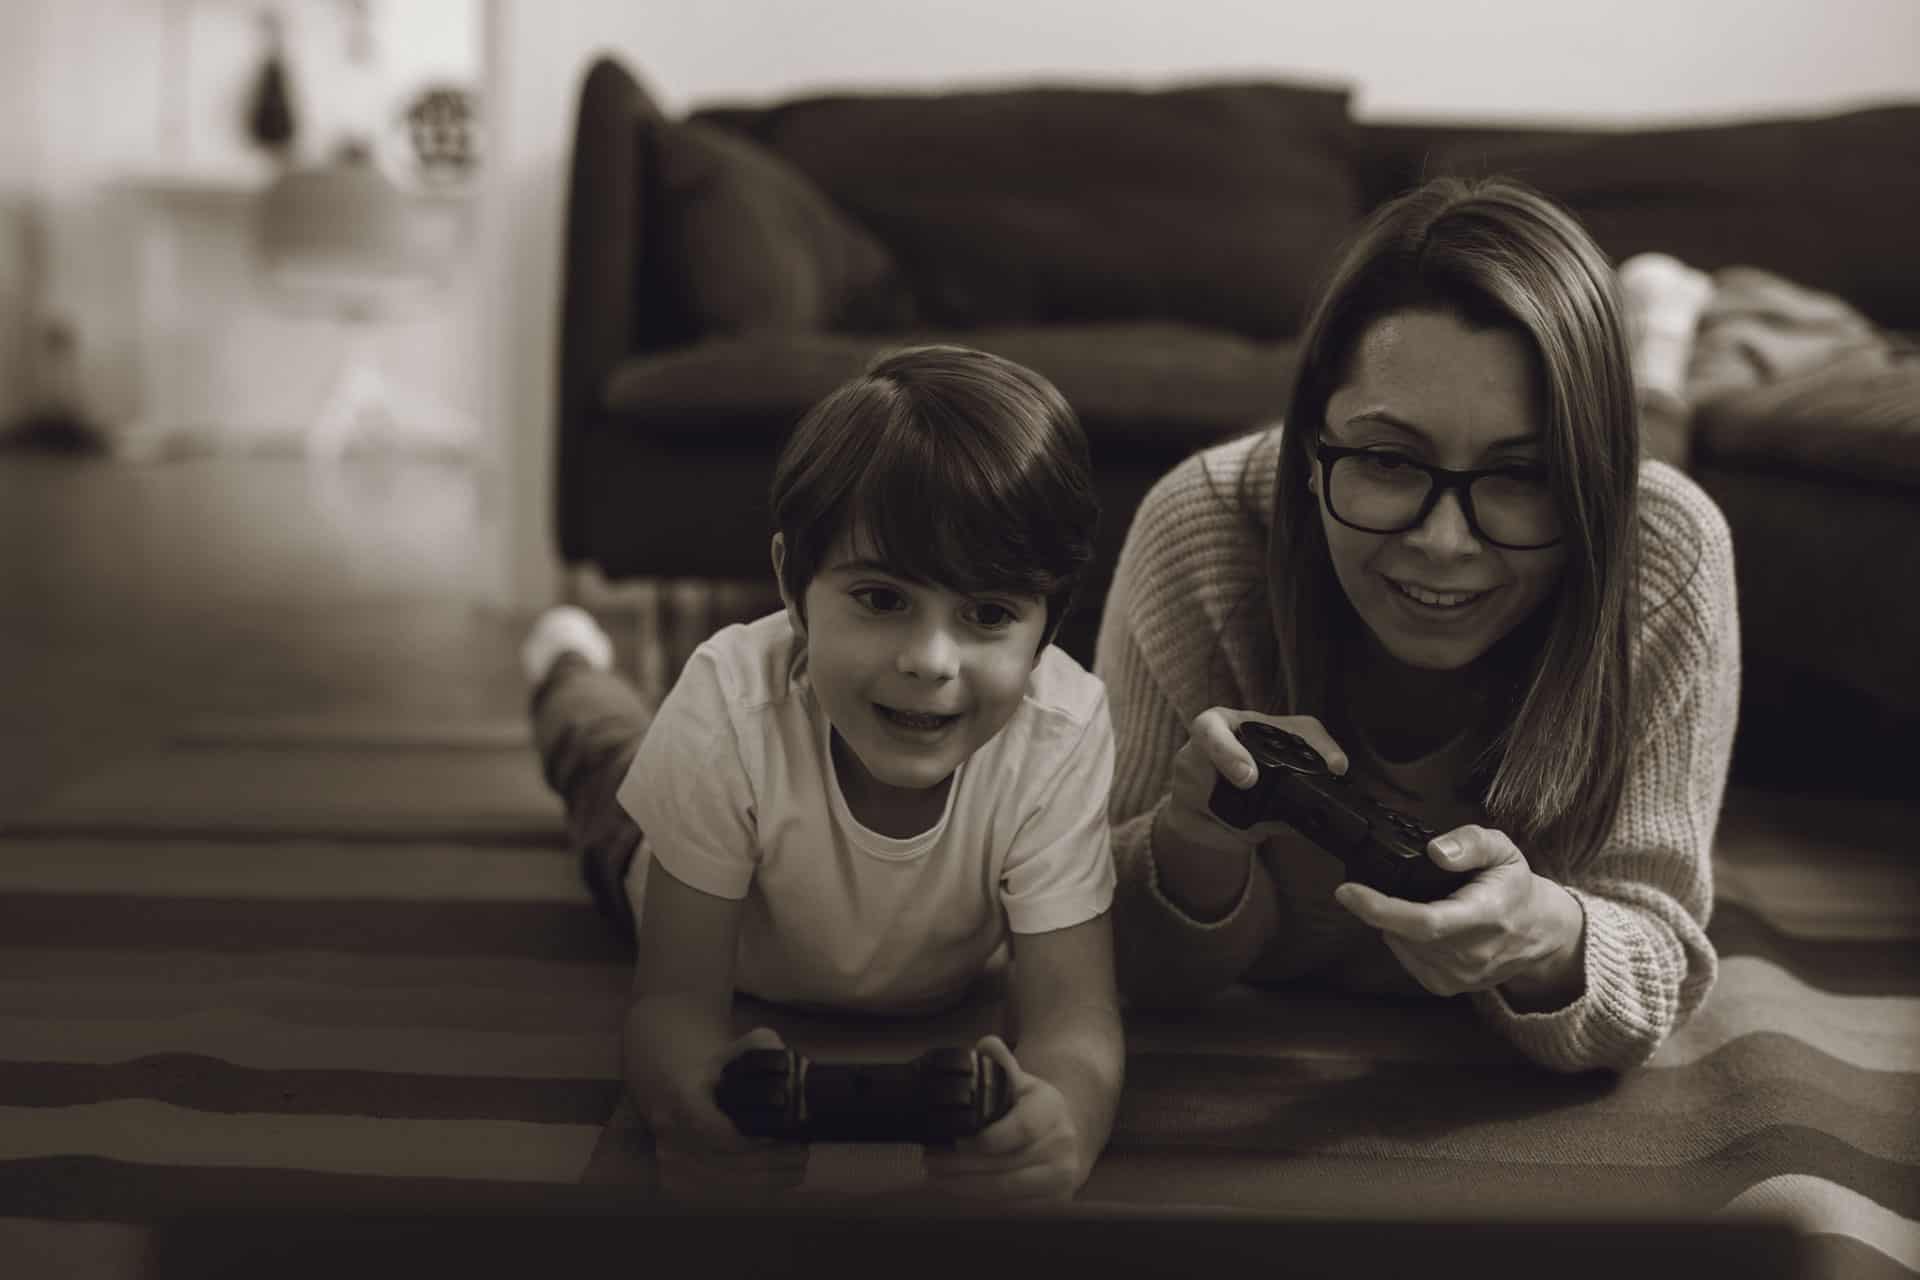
1097, 177, 1739, 1072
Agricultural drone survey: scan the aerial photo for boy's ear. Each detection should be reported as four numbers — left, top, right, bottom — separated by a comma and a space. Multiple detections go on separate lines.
770, 533, 805, 638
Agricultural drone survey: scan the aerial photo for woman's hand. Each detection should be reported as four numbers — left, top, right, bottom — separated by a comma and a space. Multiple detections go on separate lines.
922, 1036, 1083, 1202
1333, 824, 1587, 1010
1152, 707, 1349, 919
650, 1026, 808, 1202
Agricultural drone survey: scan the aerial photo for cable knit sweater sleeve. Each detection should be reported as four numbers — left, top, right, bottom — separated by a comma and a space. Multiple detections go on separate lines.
1097, 435, 1741, 1074
1470, 461, 1739, 1072
1096, 432, 1287, 1003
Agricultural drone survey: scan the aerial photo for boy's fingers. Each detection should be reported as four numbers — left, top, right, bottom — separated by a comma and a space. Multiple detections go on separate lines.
966, 1099, 1046, 1157
974, 1034, 1024, 1083
965, 1035, 1043, 1153
722, 1025, 788, 1059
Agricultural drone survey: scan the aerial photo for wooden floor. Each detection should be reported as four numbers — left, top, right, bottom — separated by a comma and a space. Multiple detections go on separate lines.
0, 451, 532, 820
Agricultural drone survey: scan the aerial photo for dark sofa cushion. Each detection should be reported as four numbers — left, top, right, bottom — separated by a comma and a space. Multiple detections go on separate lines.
694, 82, 1362, 340
1423, 105, 1920, 330
602, 324, 1298, 449
654, 121, 916, 334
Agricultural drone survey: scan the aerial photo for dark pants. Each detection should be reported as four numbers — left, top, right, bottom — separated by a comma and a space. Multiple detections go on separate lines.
530, 655, 653, 944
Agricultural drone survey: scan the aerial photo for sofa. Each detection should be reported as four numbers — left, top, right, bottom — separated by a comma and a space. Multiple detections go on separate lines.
554, 54, 1920, 785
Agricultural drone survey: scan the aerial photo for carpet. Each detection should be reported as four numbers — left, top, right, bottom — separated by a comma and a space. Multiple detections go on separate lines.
1, 718, 1914, 1279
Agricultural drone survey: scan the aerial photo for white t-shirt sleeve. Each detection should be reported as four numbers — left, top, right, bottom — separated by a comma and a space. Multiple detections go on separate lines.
999, 692, 1118, 935
615, 648, 758, 901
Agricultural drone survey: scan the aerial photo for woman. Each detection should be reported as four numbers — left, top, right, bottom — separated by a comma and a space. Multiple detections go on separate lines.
1096, 176, 1739, 1073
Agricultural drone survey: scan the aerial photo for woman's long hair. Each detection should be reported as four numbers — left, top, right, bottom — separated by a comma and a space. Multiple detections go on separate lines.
1269, 177, 1640, 873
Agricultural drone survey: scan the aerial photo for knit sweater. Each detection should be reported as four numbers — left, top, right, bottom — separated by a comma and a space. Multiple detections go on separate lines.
1094, 427, 1741, 1073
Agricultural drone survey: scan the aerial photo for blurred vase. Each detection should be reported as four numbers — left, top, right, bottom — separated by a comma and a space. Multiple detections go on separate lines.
246, 14, 297, 158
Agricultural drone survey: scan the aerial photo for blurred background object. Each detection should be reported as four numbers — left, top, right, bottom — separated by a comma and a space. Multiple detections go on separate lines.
0, 195, 107, 454
402, 82, 482, 186
16, 0, 484, 461
255, 147, 472, 459
244, 8, 299, 161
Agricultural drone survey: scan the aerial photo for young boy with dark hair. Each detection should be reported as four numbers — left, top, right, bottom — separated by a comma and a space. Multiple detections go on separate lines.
524, 345, 1121, 1202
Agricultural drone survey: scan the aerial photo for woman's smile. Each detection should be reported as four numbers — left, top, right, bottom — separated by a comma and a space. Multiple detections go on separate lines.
1387, 577, 1494, 608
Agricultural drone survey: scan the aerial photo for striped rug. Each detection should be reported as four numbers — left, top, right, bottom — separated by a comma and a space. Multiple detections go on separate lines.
1, 722, 1914, 1278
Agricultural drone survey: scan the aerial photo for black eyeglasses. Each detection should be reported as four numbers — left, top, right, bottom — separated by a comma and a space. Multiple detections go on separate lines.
1314, 441, 1564, 551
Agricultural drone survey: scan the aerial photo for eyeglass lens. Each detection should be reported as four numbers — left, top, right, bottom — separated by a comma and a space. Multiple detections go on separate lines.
1327, 453, 1559, 549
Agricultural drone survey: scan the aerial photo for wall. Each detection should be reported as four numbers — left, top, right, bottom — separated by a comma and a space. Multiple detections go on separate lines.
476, 0, 1920, 614
619, 0, 1920, 124
22, 0, 482, 449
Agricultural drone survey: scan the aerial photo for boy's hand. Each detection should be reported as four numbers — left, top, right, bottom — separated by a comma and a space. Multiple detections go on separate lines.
651, 1026, 807, 1201
921, 1036, 1083, 1202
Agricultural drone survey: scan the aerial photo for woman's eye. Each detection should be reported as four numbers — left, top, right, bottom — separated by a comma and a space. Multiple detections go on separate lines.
850, 586, 907, 614
1359, 450, 1418, 472
964, 602, 1018, 631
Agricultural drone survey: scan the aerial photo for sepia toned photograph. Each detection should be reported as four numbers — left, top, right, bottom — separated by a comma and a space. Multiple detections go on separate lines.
1, 2, 1915, 1276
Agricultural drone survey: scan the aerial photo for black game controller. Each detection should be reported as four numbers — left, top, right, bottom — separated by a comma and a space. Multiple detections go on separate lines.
716, 1047, 1013, 1144
1208, 722, 1470, 903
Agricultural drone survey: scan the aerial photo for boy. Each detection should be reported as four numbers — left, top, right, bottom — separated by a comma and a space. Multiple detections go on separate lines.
524, 346, 1122, 1201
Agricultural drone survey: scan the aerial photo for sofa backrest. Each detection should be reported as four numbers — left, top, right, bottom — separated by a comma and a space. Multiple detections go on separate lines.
1357, 105, 1920, 331
692, 81, 1365, 340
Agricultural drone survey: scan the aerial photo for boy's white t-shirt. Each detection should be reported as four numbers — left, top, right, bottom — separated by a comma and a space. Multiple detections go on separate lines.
615, 611, 1117, 1015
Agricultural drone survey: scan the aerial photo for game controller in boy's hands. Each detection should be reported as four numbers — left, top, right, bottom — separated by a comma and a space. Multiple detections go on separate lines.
716, 1046, 1013, 1144
1208, 722, 1472, 904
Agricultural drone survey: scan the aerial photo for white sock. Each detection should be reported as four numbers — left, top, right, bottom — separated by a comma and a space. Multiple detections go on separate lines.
1618, 253, 1714, 399
521, 605, 614, 686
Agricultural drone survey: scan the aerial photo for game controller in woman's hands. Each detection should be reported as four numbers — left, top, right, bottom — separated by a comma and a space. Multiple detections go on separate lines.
1208, 722, 1471, 903
716, 1046, 1012, 1145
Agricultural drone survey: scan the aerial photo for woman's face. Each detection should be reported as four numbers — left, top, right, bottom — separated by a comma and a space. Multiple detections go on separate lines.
1313, 308, 1568, 672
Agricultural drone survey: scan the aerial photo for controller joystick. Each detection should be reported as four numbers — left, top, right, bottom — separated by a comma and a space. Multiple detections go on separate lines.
1208, 722, 1469, 903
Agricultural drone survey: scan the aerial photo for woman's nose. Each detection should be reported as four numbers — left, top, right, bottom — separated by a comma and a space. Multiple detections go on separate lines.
897, 620, 960, 679
1404, 487, 1482, 556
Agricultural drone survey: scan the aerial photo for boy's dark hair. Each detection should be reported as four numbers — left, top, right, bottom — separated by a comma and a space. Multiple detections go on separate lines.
770, 344, 1098, 649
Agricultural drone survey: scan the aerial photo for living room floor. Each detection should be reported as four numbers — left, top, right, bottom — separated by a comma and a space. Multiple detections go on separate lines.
0, 450, 532, 821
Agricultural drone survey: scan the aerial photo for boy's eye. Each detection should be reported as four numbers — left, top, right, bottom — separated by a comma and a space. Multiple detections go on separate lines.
850, 586, 908, 614
963, 601, 1019, 631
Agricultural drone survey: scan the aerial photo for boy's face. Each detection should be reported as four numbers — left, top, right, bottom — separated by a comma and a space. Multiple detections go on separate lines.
773, 532, 1048, 799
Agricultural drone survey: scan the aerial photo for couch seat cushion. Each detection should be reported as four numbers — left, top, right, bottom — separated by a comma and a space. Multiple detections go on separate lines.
603, 324, 1299, 450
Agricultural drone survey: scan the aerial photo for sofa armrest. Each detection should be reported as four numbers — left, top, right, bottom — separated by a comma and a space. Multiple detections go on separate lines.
556, 55, 669, 563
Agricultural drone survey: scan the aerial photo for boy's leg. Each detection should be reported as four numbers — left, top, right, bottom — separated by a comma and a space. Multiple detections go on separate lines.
526, 610, 650, 943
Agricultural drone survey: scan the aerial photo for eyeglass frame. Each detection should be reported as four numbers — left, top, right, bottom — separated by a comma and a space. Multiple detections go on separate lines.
1312, 440, 1565, 551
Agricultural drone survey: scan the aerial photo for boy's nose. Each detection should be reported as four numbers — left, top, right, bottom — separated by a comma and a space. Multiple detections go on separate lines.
1403, 487, 1482, 556
897, 622, 960, 680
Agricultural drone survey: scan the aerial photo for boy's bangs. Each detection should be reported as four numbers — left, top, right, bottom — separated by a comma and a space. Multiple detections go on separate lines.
838, 437, 1065, 602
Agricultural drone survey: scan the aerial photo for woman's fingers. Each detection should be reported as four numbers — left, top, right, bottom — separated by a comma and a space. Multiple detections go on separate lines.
1190, 707, 1258, 785
1191, 707, 1348, 785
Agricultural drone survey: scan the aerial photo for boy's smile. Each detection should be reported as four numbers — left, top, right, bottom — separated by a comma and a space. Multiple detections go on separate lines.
775, 533, 1047, 833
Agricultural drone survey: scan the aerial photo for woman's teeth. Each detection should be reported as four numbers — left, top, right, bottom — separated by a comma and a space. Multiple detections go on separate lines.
1394, 581, 1487, 608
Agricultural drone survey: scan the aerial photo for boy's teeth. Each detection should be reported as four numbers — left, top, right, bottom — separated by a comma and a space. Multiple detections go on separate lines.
883, 707, 952, 729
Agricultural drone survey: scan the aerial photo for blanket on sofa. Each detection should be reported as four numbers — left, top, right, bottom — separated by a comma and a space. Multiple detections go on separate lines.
0, 723, 1913, 1279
